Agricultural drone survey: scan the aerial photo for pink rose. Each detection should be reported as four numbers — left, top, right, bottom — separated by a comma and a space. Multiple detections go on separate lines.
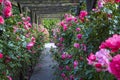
63, 25, 68, 31
77, 34, 82, 39
95, 49, 112, 71
67, 54, 72, 59
26, 42, 35, 50
60, 37, 64, 42
65, 65, 70, 71
115, 0, 120, 3
26, 16, 31, 21
87, 53, 96, 65
0, 0, 3, 4
61, 53, 67, 60
0, 16, 4, 24
3, 7, 12, 18
99, 34, 120, 52
76, 28, 81, 32
31, 36, 36, 43
79, 10, 88, 18
3, 0, 12, 8
74, 60, 78, 69
74, 43, 80, 48
70, 75, 74, 80
61, 73, 66, 78
97, 0, 104, 8
7, 76, 12, 80
60, 21, 65, 27
79, 10, 88, 21
0, 53, 3, 59
109, 54, 120, 79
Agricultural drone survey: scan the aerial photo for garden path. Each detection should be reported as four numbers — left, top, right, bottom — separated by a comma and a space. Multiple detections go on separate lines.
30, 43, 58, 80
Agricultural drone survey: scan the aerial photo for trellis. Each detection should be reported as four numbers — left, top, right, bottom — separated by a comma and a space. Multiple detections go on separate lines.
14, 0, 80, 24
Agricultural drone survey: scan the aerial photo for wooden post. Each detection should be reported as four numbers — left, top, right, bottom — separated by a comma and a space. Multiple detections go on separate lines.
86, 0, 97, 12
17, 3, 23, 13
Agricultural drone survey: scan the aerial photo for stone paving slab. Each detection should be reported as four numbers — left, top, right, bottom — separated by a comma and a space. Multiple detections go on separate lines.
30, 43, 58, 80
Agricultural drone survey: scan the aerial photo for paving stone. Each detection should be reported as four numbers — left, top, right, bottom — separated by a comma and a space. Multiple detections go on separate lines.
30, 43, 58, 80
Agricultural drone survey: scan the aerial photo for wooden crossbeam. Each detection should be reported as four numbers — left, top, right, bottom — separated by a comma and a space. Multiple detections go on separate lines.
37, 14, 64, 18
28, 5, 71, 14
15, 0, 79, 4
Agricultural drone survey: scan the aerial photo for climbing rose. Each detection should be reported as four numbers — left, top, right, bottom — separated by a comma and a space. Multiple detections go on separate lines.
0, 16, 4, 24
95, 63, 102, 68
61, 53, 67, 60
99, 34, 120, 52
26, 16, 31, 21
3, 7, 12, 18
63, 25, 68, 31
79, 10, 88, 18
115, 0, 120, 3
95, 49, 112, 71
59, 37, 64, 42
3, 0, 12, 8
87, 53, 96, 65
77, 34, 82, 39
97, 0, 104, 8
0, 0, 3, 4
74, 43, 80, 48
109, 54, 120, 79
26, 42, 35, 50
7, 76, 12, 80
74, 60, 78, 69
76, 28, 81, 32
0, 53, 3, 59
66, 65, 70, 71
31, 36, 36, 43
79, 10, 88, 22
70, 75, 74, 80
61, 73, 66, 78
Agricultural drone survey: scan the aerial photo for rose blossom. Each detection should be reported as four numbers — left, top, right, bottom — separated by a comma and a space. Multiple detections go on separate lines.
99, 34, 120, 52
59, 37, 64, 42
76, 28, 81, 32
31, 36, 36, 43
65, 65, 70, 71
79, 10, 88, 22
0, 53, 3, 59
0, 0, 3, 4
61, 53, 67, 60
0, 16, 4, 24
109, 54, 120, 79
77, 34, 82, 39
3, 0, 12, 8
7, 76, 12, 80
79, 10, 88, 18
3, 7, 12, 18
115, 0, 120, 3
61, 73, 66, 78
63, 25, 68, 31
26, 42, 35, 50
95, 49, 112, 71
74, 43, 80, 48
97, 0, 105, 8
87, 53, 96, 65
74, 60, 78, 69
70, 75, 74, 80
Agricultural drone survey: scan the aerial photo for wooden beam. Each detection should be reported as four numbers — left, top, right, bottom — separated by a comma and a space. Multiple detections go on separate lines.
14, 0, 79, 4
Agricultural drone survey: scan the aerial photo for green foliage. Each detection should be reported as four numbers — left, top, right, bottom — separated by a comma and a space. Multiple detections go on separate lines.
0, 2, 45, 80
53, 2, 120, 80
43, 19, 60, 40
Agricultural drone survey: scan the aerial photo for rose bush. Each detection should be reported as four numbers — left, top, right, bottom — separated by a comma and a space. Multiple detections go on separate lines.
0, 0, 45, 80
53, 0, 120, 80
